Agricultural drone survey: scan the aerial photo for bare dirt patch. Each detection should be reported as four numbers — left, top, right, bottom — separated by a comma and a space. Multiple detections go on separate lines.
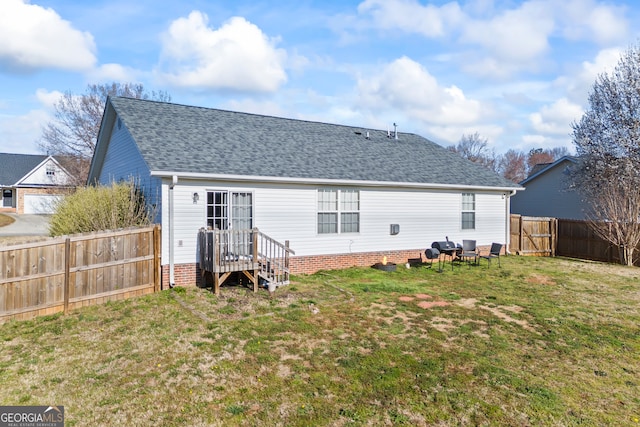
455, 298, 478, 309
478, 304, 539, 334
398, 296, 415, 302
526, 274, 556, 286
417, 301, 449, 309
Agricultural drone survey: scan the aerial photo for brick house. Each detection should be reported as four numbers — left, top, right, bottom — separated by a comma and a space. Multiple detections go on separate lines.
0, 153, 74, 214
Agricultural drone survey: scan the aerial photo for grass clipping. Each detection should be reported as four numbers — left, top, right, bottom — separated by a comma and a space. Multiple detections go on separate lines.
48, 181, 152, 236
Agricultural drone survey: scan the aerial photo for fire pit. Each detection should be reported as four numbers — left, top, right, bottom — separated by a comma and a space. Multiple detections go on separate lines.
372, 256, 397, 272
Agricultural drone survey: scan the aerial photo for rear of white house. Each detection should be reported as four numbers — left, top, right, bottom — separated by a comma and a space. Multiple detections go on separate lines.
88, 97, 521, 287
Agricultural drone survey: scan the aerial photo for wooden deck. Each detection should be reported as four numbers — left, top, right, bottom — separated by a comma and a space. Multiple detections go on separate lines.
197, 228, 294, 294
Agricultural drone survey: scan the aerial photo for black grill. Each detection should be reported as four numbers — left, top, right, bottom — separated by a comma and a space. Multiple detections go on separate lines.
431, 240, 456, 251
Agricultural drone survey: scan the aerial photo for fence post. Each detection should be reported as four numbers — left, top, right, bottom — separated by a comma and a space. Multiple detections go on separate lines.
519, 216, 524, 254
551, 218, 557, 257
64, 237, 70, 315
153, 225, 161, 292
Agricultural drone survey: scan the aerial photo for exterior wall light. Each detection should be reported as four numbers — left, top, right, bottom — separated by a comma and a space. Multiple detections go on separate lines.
193, 192, 199, 204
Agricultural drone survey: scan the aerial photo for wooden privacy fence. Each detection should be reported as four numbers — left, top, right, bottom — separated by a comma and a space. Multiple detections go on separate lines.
0, 225, 161, 322
556, 219, 638, 265
510, 215, 557, 256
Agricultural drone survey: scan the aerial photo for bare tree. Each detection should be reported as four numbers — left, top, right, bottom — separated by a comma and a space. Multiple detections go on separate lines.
572, 43, 640, 265
448, 132, 498, 172
498, 149, 527, 183
39, 82, 170, 184
525, 148, 555, 174
586, 169, 640, 266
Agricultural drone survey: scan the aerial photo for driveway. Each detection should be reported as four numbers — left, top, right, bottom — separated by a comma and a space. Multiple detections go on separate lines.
0, 213, 51, 236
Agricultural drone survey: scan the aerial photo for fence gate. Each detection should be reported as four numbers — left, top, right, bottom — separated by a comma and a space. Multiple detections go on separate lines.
510, 214, 557, 256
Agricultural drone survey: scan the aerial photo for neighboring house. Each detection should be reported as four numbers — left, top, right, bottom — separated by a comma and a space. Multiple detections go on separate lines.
87, 97, 522, 287
511, 156, 591, 220
0, 153, 74, 214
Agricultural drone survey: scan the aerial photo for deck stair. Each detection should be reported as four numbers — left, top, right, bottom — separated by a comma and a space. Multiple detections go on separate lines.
197, 228, 294, 294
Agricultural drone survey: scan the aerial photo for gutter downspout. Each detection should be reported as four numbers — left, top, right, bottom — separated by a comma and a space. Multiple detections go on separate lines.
169, 175, 178, 287
505, 189, 517, 255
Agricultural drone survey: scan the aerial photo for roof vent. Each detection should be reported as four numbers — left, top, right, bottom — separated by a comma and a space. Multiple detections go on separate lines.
393, 123, 398, 140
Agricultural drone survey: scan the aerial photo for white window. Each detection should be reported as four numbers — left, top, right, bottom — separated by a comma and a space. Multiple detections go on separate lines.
462, 193, 475, 230
340, 190, 360, 233
317, 189, 360, 234
317, 189, 338, 234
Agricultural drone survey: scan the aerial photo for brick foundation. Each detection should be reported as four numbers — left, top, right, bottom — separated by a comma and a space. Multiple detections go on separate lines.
161, 247, 497, 288
288, 249, 428, 275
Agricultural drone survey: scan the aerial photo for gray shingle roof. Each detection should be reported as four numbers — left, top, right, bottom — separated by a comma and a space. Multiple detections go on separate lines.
0, 153, 48, 186
108, 97, 520, 189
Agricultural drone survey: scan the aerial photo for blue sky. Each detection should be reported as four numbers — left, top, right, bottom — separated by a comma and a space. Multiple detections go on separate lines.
0, 0, 637, 155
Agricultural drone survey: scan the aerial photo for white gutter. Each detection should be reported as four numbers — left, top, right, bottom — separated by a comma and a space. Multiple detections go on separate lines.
505, 189, 518, 254
150, 171, 522, 193
168, 175, 177, 287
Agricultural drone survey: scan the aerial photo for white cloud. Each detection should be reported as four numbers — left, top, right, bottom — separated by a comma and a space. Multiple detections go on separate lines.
529, 98, 583, 135
87, 63, 139, 83
34, 89, 63, 110
556, 47, 622, 105
559, 0, 628, 44
0, 0, 96, 73
158, 12, 288, 93
357, 0, 464, 37
0, 108, 49, 154
460, 1, 554, 75
356, 56, 483, 126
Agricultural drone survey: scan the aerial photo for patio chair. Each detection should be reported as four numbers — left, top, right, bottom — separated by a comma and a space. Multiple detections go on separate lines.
480, 243, 503, 267
458, 239, 478, 268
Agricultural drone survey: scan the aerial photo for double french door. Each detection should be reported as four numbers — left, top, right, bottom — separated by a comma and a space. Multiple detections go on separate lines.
206, 191, 254, 256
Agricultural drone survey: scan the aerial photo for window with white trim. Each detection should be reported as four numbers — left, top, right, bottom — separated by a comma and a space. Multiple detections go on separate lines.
340, 189, 360, 233
461, 193, 475, 230
317, 189, 360, 234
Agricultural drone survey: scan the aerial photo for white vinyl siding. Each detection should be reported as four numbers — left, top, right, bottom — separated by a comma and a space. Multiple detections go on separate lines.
160, 182, 509, 263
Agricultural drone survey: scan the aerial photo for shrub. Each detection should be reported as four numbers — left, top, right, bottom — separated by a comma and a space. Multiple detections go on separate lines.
49, 181, 152, 236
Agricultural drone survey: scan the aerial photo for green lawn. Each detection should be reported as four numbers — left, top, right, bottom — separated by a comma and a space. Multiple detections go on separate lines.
1, 256, 639, 426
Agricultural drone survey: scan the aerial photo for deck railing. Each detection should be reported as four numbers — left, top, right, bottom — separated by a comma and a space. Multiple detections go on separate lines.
197, 228, 294, 292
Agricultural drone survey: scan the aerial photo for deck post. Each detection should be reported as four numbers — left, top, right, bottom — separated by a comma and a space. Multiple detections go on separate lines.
285, 240, 290, 282
214, 233, 220, 295
252, 230, 259, 292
